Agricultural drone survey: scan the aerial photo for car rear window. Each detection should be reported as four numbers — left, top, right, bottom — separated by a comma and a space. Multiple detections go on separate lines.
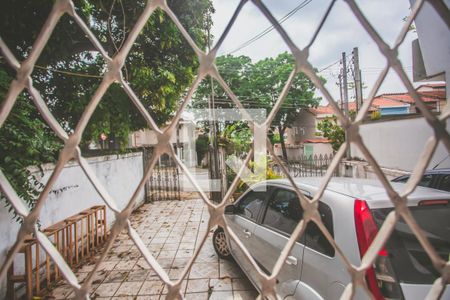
305, 202, 335, 257
438, 175, 450, 192
372, 202, 450, 284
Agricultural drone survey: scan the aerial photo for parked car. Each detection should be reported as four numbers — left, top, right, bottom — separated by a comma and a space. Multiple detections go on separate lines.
392, 168, 450, 192
212, 178, 450, 300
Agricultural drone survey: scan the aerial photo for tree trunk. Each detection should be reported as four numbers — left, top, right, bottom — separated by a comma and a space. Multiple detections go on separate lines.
279, 125, 288, 161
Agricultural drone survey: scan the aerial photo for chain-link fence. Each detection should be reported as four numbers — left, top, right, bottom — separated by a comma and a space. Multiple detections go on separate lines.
1, 0, 449, 299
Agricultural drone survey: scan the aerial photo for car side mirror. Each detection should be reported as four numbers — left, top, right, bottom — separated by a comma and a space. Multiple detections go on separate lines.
224, 204, 235, 215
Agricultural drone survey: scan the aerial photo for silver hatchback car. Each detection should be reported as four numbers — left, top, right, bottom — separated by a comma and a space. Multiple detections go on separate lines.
212, 178, 450, 299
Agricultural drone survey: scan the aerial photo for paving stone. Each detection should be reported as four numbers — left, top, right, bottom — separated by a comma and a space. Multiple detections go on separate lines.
233, 290, 259, 300
158, 250, 177, 259
115, 281, 144, 297
189, 262, 219, 279
184, 292, 209, 300
93, 282, 121, 297
91, 269, 110, 285
162, 280, 187, 295
48, 285, 74, 299
136, 296, 160, 300
155, 258, 174, 269
165, 236, 182, 244
134, 258, 153, 270
139, 280, 164, 295
168, 267, 185, 280
76, 272, 89, 283
232, 277, 254, 291
175, 249, 194, 258
127, 269, 150, 282
209, 290, 234, 300
104, 270, 129, 283
210, 278, 232, 291
186, 279, 210, 293
78, 261, 96, 273
178, 242, 195, 250
114, 259, 137, 271
172, 258, 190, 269
162, 243, 179, 251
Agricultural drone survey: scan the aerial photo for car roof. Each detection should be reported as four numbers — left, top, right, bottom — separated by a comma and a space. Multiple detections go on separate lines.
397, 168, 450, 177
422, 168, 450, 175
255, 177, 450, 208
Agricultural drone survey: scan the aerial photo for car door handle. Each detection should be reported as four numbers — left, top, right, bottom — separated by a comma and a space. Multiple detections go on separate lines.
243, 229, 252, 238
286, 256, 297, 266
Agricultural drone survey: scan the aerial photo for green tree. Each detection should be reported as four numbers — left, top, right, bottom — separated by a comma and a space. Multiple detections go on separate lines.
317, 116, 345, 152
251, 52, 319, 159
0, 0, 214, 215
193, 55, 253, 109
192, 52, 320, 160
0, 69, 61, 217
1, 0, 214, 148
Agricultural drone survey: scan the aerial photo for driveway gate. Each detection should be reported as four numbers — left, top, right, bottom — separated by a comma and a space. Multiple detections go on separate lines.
143, 148, 181, 202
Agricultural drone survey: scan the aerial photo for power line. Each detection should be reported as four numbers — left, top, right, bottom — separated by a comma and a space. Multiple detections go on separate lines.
227, 0, 312, 55
317, 59, 341, 73
34, 65, 103, 79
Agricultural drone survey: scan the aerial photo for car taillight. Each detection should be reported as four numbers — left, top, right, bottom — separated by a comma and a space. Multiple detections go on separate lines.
354, 199, 403, 300
418, 199, 449, 206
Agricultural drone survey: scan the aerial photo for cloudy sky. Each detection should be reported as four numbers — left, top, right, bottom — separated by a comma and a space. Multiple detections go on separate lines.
209, 0, 421, 104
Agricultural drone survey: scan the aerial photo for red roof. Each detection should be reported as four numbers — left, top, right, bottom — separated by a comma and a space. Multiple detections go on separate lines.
315, 89, 445, 116
417, 90, 446, 99
378, 92, 442, 104
371, 96, 410, 107
303, 138, 331, 143
416, 83, 446, 90
310, 106, 334, 115
313, 102, 376, 115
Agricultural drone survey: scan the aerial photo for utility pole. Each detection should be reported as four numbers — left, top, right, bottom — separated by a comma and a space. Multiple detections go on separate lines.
353, 47, 363, 112
338, 73, 344, 111
342, 52, 352, 177
206, 24, 221, 203
342, 52, 349, 119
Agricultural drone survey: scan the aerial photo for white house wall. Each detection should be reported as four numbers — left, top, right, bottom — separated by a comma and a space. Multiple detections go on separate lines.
0, 153, 144, 296
351, 116, 450, 171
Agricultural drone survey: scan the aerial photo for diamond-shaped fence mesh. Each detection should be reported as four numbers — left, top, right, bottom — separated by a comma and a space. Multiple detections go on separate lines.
1, 0, 449, 299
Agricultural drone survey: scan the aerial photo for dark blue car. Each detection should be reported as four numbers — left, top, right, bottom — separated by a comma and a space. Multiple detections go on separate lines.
392, 168, 450, 192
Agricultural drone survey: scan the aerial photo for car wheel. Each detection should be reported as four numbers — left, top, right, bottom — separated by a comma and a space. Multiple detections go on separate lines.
213, 227, 232, 260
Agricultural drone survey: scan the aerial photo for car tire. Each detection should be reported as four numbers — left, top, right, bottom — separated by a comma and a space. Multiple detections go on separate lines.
213, 227, 232, 260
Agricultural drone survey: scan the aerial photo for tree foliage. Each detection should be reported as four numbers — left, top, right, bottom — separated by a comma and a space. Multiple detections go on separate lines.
0, 0, 213, 215
0, 69, 61, 217
317, 116, 345, 152
1, 0, 214, 148
192, 52, 320, 159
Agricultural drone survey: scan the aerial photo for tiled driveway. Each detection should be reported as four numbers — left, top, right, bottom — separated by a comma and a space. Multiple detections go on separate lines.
48, 199, 257, 299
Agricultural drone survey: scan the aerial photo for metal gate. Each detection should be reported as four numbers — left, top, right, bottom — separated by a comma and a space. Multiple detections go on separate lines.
143, 148, 181, 202
273, 154, 339, 177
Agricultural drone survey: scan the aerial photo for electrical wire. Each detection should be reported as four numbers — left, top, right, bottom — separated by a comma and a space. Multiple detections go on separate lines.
34, 65, 103, 79
227, 0, 312, 55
